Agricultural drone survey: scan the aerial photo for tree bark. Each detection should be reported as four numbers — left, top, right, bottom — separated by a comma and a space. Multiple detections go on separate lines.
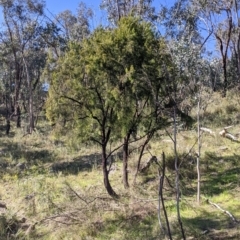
122, 134, 130, 189
159, 152, 172, 240
102, 144, 118, 198
16, 104, 21, 128
215, 12, 232, 98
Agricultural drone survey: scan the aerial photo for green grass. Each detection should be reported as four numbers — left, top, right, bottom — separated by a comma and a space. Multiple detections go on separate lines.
1, 91, 240, 239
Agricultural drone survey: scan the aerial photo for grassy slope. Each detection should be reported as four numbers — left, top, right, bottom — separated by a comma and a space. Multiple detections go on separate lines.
0, 91, 240, 239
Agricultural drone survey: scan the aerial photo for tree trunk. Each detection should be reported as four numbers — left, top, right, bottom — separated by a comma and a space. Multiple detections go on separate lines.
6, 119, 10, 135
237, 33, 240, 82
159, 152, 172, 240
173, 105, 186, 240
122, 134, 130, 189
133, 131, 154, 184
197, 100, 201, 204
102, 144, 118, 198
222, 60, 227, 98
23, 56, 34, 133
14, 67, 22, 128
28, 88, 34, 133
16, 104, 21, 128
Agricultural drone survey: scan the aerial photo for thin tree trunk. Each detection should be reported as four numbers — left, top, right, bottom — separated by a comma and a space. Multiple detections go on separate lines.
215, 14, 232, 97
23, 56, 34, 133
237, 33, 240, 82
16, 104, 21, 128
6, 119, 10, 135
123, 134, 130, 189
222, 59, 228, 98
5, 97, 11, 135
197, 100, 201, 204
133, 131, 154, 184
173, 105, 186, 240
159, 152, 172, 240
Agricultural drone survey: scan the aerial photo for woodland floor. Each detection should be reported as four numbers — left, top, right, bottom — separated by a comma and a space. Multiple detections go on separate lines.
1, 91, 240, 239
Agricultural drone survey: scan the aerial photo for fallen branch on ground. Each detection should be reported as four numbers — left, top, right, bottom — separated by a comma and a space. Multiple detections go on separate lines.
200, 127, 215, 136
219, 126, 240, 142
206, 199, 239, 223
225, 133, 239, 142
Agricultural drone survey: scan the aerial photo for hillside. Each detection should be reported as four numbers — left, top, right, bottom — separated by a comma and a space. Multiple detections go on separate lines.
0, 91, 240, 239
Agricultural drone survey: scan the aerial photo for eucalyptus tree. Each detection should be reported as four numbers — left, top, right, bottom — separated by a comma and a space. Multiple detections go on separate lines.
160, 0, 240, 95
42, 2, 93, 90
0, 0, 46, 132
100, 0, 157, 25
0, 44, 14, 131
160, 0, 201, 42
191, 0, 240, 96
55, 2, 93, 42
158, 2, 210, 234
46, 16, 173, 195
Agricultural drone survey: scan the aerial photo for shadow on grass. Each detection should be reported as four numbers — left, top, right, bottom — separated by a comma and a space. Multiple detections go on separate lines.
50, 152, 121, 175
97, 213, 160, 240
0, 140, 56, 177
0, 141, 55, 164
176, 151, 240, 197
0, 136, 122, 176
202, 167, 240, 196
201, 152, 240, 196
50, 153, 102, 174
202, 107, 240, 127
183, 208, 240, 240
0, 142, 99, 175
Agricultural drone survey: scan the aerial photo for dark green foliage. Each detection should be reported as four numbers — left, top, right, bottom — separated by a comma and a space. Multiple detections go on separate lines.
46, 16, 174, 143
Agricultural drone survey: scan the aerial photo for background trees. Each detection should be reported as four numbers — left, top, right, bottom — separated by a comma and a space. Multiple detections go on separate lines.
0, 0, 46, 133
100, 0, 157, 25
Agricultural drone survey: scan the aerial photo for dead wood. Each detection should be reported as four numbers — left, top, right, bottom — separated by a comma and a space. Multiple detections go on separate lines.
219, 129, 227, 137
207, 199, 239, 223
200, 127, 215, 136
219, 126, 240, 142
225, 133, 239, 142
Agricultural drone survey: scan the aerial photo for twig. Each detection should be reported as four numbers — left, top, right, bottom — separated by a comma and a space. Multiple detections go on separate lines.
65, 182, 116, 205
65, 182, 88, 204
